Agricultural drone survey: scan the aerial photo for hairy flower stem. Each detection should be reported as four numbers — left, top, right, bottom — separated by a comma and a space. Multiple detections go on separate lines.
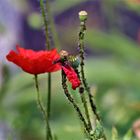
61, 71, 93, 140
78, 20, 100, 121
34, 75, 52, 140
78, 22, 94, 128
80, 93, 92, 130
47, 73, 51, 118
78, 15, 107, 140
39, 0, 51, 49
75, 68, 92, 130
39, 1, 52, 139
45, 0, 61, 50
47, 73, 51, 140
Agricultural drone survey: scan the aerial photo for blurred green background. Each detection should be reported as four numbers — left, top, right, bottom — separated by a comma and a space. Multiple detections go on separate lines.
0, 0, 140, 139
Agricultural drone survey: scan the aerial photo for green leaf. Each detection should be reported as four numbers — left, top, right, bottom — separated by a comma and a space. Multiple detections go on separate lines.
112, 127, 119, 140
123, 129, 133, 140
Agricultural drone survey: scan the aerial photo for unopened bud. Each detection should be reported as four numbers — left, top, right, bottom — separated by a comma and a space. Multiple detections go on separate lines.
78, 11, 88, 21
68, 55, 80, 68
59, 50, 69, 57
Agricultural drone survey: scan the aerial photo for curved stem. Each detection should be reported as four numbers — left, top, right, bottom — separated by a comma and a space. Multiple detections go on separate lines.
61, 71, 93, 139
34, 75, 52, 140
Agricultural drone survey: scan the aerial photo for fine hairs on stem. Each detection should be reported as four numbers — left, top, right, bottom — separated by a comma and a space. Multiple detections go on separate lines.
75, 68, 92, 130
34, 75, 52, 140
78, 11, 100, 121
61, 71, 93, 140
47, 72, 51, 140
78, 11, 107, 140
80, 93, 92, 130
45, 0, 61, 50
39, 0, 52, 139
39, 0, 51, 49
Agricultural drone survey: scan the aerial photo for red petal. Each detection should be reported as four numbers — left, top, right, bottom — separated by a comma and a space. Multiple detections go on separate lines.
62, 65, 81, 90
6, 45, 61, 74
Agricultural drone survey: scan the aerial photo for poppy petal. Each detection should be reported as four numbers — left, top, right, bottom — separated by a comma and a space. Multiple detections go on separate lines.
6, 45, 61, 74
62, 65, 81, 90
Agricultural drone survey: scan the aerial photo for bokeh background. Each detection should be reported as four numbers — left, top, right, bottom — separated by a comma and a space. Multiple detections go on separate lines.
0, 0, 140, 139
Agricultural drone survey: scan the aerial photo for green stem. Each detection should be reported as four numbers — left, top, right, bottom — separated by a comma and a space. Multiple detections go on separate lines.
46, 0, 61, 50
47, 73, 51, 140
34, 75, 53, 140
78, 18, 107, 140
39, 0, 50, 49
80, 93, 92, 130
75, 68, 92, 130
61, 71, 93, 140
39, 1, 53, 139
47, 73, 51, 118
78, 20, 100, 121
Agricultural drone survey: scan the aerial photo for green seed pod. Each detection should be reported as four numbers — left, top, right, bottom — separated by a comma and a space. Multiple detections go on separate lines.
68, 55, 80, 68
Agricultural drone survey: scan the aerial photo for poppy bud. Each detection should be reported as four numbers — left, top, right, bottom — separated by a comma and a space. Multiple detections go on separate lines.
78, 11, 88, 21
59, 50, 69, 57
68, 55, 80, 68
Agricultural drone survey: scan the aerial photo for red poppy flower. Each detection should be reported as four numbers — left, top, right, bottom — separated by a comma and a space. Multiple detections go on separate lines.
62, 65, 81, 90
6, 45, 61, 74
7, 46, 80, 89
